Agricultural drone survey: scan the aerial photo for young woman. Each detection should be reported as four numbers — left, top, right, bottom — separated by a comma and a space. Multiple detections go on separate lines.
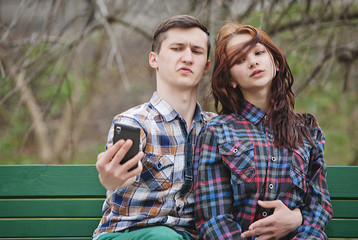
194, 23, 333, 239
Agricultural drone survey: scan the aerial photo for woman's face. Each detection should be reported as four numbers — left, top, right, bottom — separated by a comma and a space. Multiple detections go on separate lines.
228, 34, 276, 99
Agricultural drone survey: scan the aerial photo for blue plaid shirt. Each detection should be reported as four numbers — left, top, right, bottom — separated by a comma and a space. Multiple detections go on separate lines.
194, 101, 332, 239
93, 92, 216, 239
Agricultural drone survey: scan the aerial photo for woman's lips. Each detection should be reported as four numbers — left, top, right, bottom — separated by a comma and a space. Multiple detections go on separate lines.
250, 69, 264, 77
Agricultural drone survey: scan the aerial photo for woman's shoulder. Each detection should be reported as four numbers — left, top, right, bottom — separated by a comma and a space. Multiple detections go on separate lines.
207, 113, 241, 125
297, 112, 325, 142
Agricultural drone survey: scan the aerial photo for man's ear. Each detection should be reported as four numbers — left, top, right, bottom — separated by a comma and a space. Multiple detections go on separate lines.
203, 60, 210, 75
149, 52, 158, 70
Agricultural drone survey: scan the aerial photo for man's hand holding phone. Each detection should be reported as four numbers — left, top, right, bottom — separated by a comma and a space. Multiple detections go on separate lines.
96, 124, 143, 191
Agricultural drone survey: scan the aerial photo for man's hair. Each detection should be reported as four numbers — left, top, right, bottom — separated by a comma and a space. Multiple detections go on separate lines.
151, 15, 211, 59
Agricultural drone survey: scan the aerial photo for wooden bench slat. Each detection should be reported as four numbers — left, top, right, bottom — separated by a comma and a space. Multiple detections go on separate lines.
331, 200, 358, 218
0, 236, 92, 240
325, 219, 358, 238
327, 166, 358, 199
0, 219, 99, 238
0, 165, 106, 198
0, 199, 104, 218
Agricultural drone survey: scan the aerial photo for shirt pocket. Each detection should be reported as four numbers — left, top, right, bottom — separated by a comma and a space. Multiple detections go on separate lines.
219, 140, 256, 185
140, 153, 174, 191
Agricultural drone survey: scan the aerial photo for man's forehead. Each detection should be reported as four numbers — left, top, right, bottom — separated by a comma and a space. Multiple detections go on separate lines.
163, 28, 208, 48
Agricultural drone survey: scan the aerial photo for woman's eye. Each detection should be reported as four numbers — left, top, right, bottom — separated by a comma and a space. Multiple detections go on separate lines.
256, 50, 265, 55
237, 59, 245, 64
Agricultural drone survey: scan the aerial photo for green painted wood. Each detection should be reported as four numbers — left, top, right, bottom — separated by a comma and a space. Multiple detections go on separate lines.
325, 219, 358, 238
0, 165, 357, 238
0, 219, 99, 238
0, 165, 106, 197
327, 166, 358, 199
0, 199, 104, 218
0, 239, 91, 240
331, 200, 358, 218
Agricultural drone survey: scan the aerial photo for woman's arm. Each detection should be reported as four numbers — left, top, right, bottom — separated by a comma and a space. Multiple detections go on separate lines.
194, 125, 243, 240
291, 127, 333, 239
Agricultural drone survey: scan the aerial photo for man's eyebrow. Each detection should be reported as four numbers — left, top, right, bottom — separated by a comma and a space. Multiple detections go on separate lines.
192, 44, 205, 49
190, 43, 206, 51
168, 42, 185, 46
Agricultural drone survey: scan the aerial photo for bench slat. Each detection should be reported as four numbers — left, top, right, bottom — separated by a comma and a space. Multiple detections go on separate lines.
327, 166, 358, 199
0, 236, 92, 240
0, 165, 105, 198
325, 219, 358, 238
331, 200, 358, 218
0, 219, 99, 238
0, 199, 104, 218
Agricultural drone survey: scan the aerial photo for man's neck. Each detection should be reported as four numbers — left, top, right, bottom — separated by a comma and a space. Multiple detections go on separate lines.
157, 86, 199, 130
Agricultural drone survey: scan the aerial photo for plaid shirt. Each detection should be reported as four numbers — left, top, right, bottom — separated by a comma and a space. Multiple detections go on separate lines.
93, 92, 216, 239
194, 101, 332, 240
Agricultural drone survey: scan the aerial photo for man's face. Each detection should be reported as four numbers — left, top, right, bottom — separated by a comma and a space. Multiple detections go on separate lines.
149, 27, 210, 91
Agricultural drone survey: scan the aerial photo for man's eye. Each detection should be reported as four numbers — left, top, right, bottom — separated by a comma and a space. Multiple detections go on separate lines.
193, 50, 203, 54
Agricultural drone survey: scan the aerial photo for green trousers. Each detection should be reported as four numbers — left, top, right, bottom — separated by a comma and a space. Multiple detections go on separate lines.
95, 226, 192, 240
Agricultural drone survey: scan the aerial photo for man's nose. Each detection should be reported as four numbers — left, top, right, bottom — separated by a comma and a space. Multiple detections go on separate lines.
181, 48, 193, 63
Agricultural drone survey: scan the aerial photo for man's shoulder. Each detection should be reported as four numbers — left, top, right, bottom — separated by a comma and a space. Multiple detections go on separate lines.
114, 101, 156, 126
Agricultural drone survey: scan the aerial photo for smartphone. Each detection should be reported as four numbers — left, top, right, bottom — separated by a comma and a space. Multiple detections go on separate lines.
113, 123, 140, 169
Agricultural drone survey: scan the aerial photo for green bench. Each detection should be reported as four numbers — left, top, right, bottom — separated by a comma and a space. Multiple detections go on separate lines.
0, 165, 357, 239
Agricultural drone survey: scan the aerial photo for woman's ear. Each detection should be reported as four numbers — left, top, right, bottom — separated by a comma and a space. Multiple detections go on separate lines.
149, 52, 158, 70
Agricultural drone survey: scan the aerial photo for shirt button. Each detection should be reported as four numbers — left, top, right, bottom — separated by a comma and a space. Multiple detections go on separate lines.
262, 211, 268, 217
233, 149, 238, 153
176, 206, 181, 211
157, 163, 162, 168
271, 156, 276, 162
269, 184, 274, 189
268, 134, 273, 139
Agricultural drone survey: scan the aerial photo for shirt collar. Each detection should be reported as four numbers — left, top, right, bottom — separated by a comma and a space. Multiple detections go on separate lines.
240, 100, 266, 125
149, 92, 204, 123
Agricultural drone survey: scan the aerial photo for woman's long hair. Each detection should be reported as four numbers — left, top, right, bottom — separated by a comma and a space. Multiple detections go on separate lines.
212, 23, 317, 149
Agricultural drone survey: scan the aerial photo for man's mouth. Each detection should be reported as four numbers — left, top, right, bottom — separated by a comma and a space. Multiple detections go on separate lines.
178, 67, 193, 74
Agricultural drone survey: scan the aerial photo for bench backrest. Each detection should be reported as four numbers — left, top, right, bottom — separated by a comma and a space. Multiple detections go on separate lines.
0, 165, 106, 239
0, 165, 357, 239
325, 166, 358, 238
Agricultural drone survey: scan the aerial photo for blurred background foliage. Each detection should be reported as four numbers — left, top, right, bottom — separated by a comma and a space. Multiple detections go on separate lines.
0, 0, 357, 165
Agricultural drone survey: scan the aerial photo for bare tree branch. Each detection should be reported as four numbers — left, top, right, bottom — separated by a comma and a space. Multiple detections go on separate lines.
267, 10, 358, 34
96, 0, 130, 91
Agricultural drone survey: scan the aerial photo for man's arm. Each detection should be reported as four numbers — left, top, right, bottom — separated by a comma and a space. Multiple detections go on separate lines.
241, 200, 302, 240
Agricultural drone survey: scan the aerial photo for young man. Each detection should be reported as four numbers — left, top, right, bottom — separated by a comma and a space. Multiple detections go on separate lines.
93, 15, 302, 240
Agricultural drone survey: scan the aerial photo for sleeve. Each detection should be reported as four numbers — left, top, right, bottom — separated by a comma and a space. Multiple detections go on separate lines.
291, 126, 333, 239
193, 125, 244, 240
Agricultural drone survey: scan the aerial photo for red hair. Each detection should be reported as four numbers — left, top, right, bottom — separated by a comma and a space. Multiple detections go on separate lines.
212, 23, 317, 149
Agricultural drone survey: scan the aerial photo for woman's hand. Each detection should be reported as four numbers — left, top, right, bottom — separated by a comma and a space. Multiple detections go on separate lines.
241, 200, 302, 240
